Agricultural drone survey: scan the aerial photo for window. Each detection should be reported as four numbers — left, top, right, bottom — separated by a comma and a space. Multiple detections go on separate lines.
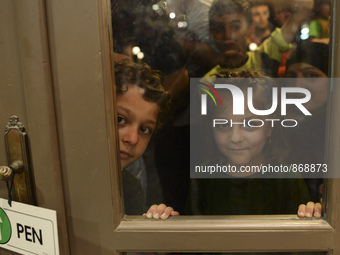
109, 0, 339, 253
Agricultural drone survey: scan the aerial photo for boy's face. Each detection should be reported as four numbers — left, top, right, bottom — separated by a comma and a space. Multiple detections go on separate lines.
320, 3, 330, 18
251, 5, 270, 29
210, 13, 249, 68
286, 62, 328, 111
273, 7, 290, 27
212, 106, 272, 168
117, 84, 159, 169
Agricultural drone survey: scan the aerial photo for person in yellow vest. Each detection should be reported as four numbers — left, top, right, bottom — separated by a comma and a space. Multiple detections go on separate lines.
308, 0, 330, 44
204, 0, 314, 78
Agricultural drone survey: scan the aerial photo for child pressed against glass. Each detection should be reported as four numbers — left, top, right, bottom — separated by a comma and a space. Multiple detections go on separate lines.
192, 70, 320, 216
115, 61, 319, 218
308, 0, 330, 44
248, 1, 274, 47
204, 0, 313, 78
115, 59, 179, 219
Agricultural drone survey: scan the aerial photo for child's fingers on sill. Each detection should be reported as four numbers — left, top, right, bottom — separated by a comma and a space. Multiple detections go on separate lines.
298, 204, 306, 217
160, 206, 177, 220
313, 202, 322, 218
305, 201, 316, 218
145, 204, 159, 219
152, 203, 167, 219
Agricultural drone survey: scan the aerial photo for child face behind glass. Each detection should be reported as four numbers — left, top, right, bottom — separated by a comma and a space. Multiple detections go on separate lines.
251, 5, 270, 29
319, 3, 331, 18
117, 84, 160, 169
210, 13, 249, 68
286, 63, 328, 111
212, 103, 272, 171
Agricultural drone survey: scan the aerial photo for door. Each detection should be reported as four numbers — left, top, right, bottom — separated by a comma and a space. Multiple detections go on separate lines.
0, 1, 70, 254
1, 0, 340, 254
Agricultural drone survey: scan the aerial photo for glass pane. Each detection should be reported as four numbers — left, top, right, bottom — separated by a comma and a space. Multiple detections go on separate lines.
111, 0, 330, 217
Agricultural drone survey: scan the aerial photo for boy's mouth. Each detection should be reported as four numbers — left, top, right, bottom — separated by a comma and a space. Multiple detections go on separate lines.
120, 150, 132, 159
220, 41, 240, 52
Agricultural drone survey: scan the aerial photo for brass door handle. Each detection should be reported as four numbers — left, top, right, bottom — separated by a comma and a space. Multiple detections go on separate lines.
0, 116, 35, 205
0, 160, 24, 181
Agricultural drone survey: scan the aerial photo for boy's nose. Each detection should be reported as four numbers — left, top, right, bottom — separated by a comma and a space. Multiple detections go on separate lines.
122, 127, 139, 145
294, 75, 308, 88
222, 27, 232, 40
296, 72, 305, 79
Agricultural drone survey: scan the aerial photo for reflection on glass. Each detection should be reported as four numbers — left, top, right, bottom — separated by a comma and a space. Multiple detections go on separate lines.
190, 76, 311, 215
111, 0, 330, 217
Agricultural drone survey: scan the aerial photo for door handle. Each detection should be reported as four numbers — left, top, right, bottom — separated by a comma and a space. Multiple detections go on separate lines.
0, 160, 24, 181
0, 116, 36, 205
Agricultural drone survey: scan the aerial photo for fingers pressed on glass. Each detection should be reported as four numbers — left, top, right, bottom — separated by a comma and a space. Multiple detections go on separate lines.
298, 204, 307, 217
298, 201, 323, 218
313, 203, 322, 218
145, 204, 159, 219
160, 206, 175, 219
153, 203, 167, 219
144, 204, 179, 220
305, 201, 316, 218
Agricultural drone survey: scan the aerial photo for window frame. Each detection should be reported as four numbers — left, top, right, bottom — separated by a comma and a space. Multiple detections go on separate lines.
104, 0, 340, 253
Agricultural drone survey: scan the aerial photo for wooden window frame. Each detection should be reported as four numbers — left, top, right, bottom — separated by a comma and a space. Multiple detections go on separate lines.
102, 0, 340, 254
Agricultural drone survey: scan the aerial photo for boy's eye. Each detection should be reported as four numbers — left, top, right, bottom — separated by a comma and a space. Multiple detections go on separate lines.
303, 71, 321, 78
230, 23, 241, 31
140, 126, 152, 135
211, 23, 224, 33
118, 116, 126, 125
285, 71, 296, 78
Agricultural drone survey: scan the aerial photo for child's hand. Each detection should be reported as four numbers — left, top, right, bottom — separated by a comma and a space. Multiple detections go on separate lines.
143, 204, 180, 220
297, 201, 322, 218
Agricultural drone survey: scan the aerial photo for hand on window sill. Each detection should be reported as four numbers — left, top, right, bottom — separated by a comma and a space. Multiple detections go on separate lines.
143, 204, 180, 220
297, 201, 322, 218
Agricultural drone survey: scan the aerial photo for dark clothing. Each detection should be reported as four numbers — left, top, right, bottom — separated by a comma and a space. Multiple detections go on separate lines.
287, 106, 326, 167
189, 174, 309, 215
154, 125, 191, 213
122, 169, 146, 215
286, 105, 326, 202
136, 29, 187, 76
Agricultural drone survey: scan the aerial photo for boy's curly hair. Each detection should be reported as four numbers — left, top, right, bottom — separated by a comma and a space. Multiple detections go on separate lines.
209, 0, 251, 29
114, 59, 171, 131
213, 69, 263, 78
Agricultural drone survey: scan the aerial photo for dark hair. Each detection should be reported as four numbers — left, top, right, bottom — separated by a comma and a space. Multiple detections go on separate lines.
313, 0, 331, 17
202, 69, 289, 164
250, 1, 270, 10
115, 59, 171, 131
209, 0, 250, 28
250, 1, 273, 21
